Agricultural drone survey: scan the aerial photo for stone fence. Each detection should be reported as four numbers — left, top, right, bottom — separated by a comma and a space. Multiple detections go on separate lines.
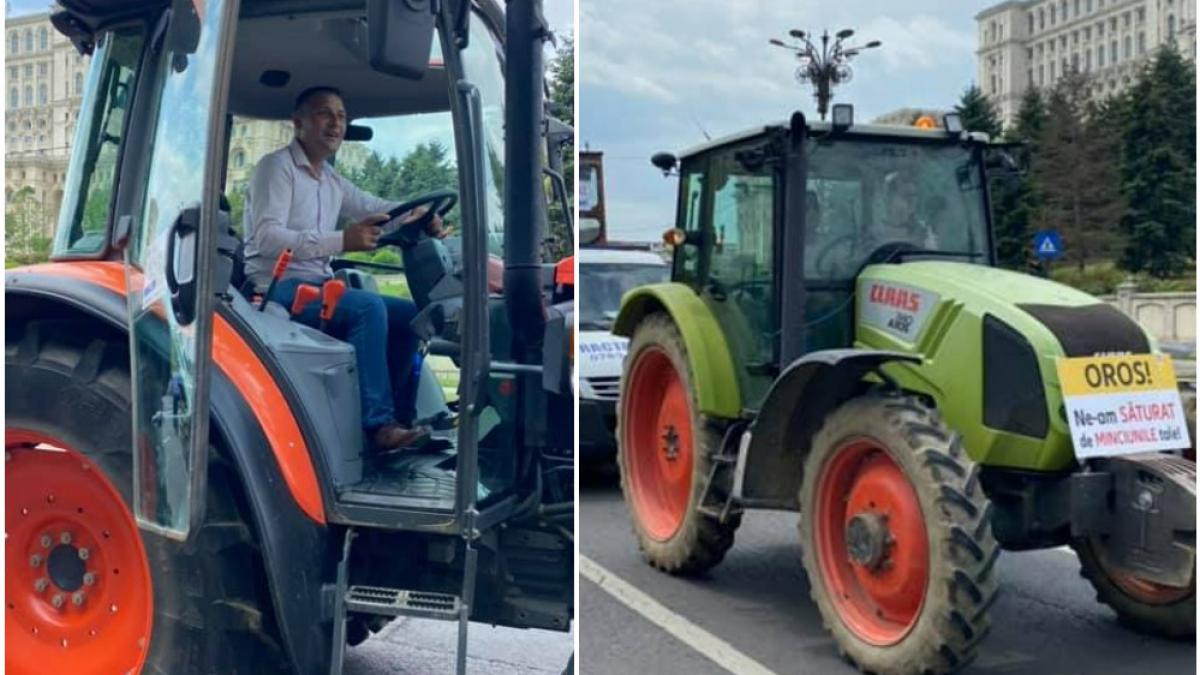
1101, 280, 1195, 347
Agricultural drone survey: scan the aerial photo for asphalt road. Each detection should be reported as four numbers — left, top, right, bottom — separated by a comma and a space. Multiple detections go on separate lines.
345, 617, 573, 674
579, 465, 1195, 675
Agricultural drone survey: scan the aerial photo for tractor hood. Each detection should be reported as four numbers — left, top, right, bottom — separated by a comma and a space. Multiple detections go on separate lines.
856, 261, 1153, 358
855, 261, 1157, 471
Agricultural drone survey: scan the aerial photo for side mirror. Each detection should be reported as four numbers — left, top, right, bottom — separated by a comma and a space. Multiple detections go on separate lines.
345, 124, 373, 142
651, 152, 678, 176
367, 0, 436, 79
579, 218, 602, 246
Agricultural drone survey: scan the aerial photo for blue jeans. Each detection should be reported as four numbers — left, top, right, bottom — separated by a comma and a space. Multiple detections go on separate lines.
269, 277, 421, 430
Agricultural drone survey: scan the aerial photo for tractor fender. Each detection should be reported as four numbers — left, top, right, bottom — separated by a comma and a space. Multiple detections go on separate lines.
736, 349, 921, 508
7, 264, 332, 675
612, 282, 742, 418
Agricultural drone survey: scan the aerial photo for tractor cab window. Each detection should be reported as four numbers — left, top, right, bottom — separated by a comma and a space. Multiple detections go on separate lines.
673, 161, 705, 284
53, 28, 146, 257
804, 139, 990, 281
699, 142, 777, 395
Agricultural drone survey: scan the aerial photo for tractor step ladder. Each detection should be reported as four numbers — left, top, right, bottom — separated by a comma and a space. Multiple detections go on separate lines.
330, 528, 477, 675
344, 586, 462, 621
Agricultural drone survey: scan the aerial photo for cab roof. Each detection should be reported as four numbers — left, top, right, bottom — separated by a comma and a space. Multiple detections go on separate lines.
678, 119, 979, 160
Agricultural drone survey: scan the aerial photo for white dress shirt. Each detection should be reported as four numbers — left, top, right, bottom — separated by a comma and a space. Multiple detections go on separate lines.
243, 138, 399, 290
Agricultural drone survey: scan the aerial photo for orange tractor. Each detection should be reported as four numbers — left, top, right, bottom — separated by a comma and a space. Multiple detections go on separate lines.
6, 1, 574, 673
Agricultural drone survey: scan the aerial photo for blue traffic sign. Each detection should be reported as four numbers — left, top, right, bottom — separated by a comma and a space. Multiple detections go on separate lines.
1034, 230, 1063, 261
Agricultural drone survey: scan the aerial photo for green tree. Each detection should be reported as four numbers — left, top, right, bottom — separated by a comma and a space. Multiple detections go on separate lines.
1115, 47, 1196, 277
545, 33, 574, 261
992, 87, 1047, 270
1032, 69, 1125, 272
955, 84, 1003, 138
5, 186, 53, 266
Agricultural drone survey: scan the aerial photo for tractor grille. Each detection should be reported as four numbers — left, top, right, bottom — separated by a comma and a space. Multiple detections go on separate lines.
983, 314, 1049, 438
587, 376, 621, 400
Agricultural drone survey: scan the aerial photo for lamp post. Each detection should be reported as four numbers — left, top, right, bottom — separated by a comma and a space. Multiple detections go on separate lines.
769, 28, 881, 120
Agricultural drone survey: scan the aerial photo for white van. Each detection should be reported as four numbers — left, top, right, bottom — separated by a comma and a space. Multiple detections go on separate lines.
578, 247, 669, 463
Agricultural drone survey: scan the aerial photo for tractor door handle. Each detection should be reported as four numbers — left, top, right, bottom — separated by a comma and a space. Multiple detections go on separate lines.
165, 205, 200, 326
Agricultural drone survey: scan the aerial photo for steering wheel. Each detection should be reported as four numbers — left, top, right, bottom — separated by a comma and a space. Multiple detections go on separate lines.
811, 234, 857, 278
376, 189, 459, 248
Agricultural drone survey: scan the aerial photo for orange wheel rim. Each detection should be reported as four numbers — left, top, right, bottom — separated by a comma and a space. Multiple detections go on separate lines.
1095, 545, 1192, 605
6, 428, 153, 675
623, 347, 694, 541
813, 438, 928, 646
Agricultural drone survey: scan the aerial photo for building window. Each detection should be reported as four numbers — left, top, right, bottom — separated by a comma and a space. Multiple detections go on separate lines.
23, 86, 31, 106
1072, 52, 1080, 70
1028, 69, 1034, 86
1110, 18, 1116, 32
8, 66, 15, 79
39, 28, 47, 51
8, 87, 16, 108
1072, 30, 1078, 45
1098, 43, 1105, 66
1087, 0, 1093, 12
38, 84, 46, 105
1123, 35, 1131, 59
1051, 5, 1057, 24
1074, 0, 1080, 16
1061, 1, 1068, 20
9, 32, 17, 54
1038, 64, 1045, 84
1137, 32, 1145, 54
24, 30, 32, 52
1029, 15, 1035, 34
1028, 47, 1034, 60
990, 74, 997, 94
1111, 39, 1118, 62
23, 64, 32, 78
1098, 22, 1104, 37
1050, 61, 1057, 79
1168, 15, 1177, 41
1137, 8, 1145, 24
75, 72, 83, 95
233, 151, 245, 168
1040, 8, 1045, 29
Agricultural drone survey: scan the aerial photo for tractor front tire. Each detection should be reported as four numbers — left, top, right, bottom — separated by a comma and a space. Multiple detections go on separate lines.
798, 394, 1000, 675
617, 313, 740, 575
1072, 537, 1195, 639
6, 319, 290, 675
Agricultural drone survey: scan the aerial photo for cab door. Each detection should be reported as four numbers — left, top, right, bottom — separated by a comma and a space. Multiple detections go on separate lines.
123, 0, 238, 540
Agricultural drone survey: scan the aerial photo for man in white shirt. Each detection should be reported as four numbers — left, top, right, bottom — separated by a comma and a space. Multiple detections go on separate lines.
244, 86, 440, 452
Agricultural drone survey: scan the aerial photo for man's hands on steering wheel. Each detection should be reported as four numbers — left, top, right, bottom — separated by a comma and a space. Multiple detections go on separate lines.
376, 189, 459, 248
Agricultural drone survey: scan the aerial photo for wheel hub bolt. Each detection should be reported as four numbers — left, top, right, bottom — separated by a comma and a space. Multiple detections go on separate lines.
845, 512, 891, 570
51, 593, 65, 609
59, 532, 72, 545
34, 578, 49, 593
78, 547, 90, 561
72, 592, 86, 607
30, 553, 43, 567
83, 572, 96, 587
40, 534, 52, 548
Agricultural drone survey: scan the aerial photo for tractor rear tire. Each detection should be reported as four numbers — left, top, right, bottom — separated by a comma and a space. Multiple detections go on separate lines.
6, 319, 290, 675
1071, 537, 1195, 639
617, 313, 741, 575
798, 393, 1000, 675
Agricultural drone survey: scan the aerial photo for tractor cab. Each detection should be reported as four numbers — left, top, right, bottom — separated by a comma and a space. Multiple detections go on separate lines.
652, 111, 996, 405
15, 0, 572, 672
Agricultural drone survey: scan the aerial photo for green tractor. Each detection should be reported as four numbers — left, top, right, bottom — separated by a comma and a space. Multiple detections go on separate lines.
613, 108, 1195, 674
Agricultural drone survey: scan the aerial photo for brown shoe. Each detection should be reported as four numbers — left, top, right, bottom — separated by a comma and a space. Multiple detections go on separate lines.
371, 424, 431, 453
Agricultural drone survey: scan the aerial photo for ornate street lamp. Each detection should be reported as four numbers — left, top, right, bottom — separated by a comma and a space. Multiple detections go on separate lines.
770, 28, 881, 120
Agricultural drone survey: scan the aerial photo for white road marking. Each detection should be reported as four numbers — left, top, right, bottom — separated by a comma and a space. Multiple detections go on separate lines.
579, 555, 778, 675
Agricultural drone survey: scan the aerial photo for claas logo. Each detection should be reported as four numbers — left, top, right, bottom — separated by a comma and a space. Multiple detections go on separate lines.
869, 284, 921, 313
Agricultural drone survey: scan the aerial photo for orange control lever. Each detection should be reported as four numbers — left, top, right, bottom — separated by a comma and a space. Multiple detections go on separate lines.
290, 283, 320, 317
259, 248, 294, 311
319, 280, 347, 329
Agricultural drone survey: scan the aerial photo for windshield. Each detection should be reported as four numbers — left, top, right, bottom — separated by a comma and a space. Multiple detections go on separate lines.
580, 262, 669, 330
804, 139, 990, 280
458, 11, 506, 257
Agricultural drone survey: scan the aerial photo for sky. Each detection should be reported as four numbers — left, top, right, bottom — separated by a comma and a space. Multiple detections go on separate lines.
581, 0, 986, 241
